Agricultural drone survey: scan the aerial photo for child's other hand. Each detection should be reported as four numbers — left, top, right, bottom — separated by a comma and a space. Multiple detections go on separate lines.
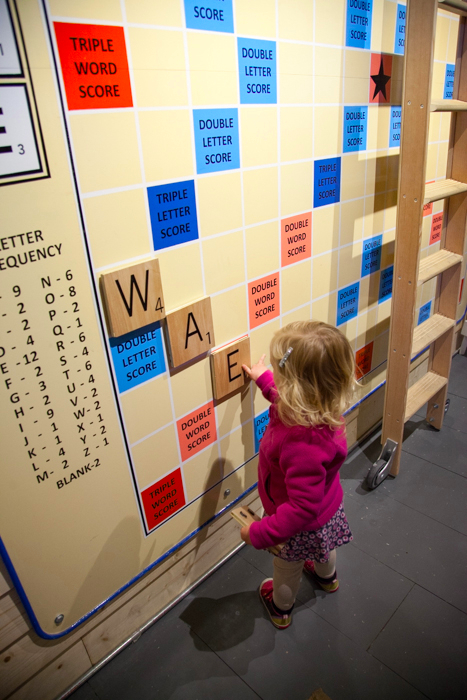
242, 354, 268, 382
240, 524, 252, 546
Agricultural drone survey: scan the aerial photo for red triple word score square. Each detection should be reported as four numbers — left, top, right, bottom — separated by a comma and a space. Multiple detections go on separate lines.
140, 468, 186, 531
54, 23, 133, 110
177, 401, 217, 462
356, 341, 373, 379
248, 272, 280, 329
281, 212, 312, 267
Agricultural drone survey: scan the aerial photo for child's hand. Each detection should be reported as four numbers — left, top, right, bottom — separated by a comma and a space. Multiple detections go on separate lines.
242, 354, 268, 382
240, 524, 252, 546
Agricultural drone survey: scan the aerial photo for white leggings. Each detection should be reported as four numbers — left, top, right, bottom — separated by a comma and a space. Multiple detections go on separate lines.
273, 549, 337, 610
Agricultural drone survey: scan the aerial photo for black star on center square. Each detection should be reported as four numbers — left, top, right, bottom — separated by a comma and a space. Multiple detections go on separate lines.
371, 57, 391, 101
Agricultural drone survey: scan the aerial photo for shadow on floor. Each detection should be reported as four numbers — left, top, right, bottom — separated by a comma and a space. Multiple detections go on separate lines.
180, 591, 267, 652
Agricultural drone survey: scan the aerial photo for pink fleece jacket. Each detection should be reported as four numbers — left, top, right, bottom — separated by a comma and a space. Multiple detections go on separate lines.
249, 370, 347, 550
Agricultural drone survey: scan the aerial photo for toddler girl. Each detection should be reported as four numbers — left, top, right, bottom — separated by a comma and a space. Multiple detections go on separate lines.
241, 320, 355, 629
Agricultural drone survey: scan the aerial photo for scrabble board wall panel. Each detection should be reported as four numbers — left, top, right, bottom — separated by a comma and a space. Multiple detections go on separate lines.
0, 0, 465, 638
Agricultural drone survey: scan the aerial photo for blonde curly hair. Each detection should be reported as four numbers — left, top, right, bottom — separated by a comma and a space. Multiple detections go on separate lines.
270, 320, 356, 428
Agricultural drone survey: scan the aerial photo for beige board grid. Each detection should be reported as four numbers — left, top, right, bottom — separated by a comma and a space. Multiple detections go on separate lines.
0, 0, 465, 641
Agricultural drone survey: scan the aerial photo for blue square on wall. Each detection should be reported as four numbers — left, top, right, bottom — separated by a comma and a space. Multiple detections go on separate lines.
343, 106, 368, 153
346, 0, 373, 50
237, 38, 277, 104
418, 301, 432, 325
394, 4, 406, 55
147, 180, 199, 252
337, 281, 360, 326
362, 234, 382, 277
193, 108, 240, 174
390, 106, 402, 147
254, 409, 270, 453
314, 157, 341, 208
184, 0, 234, 33
444, 64, 455, 99
379, 265, 394, 303
110, 324, 166, 393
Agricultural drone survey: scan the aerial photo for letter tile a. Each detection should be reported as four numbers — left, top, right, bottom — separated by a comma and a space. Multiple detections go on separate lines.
165, 297, 214, 368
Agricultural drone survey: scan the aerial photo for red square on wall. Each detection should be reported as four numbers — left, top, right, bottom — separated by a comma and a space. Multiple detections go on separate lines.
177, 401, 217, 462
248, 272, 280, 329
370, 54, 392, 104
281, 213, 312, 267
356, 341, 374, 379
140, 468, 186, 531
54, 23, 133, 110
430, 212, 443, 245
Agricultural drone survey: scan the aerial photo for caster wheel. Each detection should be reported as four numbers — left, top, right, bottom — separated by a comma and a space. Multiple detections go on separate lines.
365, 459, 385, 490
364, 439, 398, 490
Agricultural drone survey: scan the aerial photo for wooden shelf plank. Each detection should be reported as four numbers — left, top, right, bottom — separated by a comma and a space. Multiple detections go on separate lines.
424, 178, 467, 203
418, 249, 463, 284
411, 313, 455, 357
405, 371, 447, 422
430, 99, 467, 111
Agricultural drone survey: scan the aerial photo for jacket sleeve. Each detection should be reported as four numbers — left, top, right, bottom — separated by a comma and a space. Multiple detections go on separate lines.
255, 369, 278, 403
249, 430, 330, 549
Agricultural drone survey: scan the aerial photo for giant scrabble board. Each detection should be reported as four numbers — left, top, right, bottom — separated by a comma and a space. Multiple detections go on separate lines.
0, 0, 464, 637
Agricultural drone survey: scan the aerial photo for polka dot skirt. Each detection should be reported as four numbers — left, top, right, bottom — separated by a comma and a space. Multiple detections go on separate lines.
278, 502, 353, 563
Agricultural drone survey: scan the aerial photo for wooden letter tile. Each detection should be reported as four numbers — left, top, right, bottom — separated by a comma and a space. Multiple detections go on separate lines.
165, 297, 214, 368
100, 259, 165, 337
210, 336, 250, 400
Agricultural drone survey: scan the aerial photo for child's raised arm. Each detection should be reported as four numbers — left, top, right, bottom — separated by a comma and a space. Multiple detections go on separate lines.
242, 354, 268, 382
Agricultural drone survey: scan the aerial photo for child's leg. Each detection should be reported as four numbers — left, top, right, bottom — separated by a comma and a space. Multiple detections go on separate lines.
273, 557, 304, 611
304, 549, 338, 592
314, 548, 336, 578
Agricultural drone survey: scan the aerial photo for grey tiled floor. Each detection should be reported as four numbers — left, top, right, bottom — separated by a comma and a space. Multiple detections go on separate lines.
70, 354, 467, 700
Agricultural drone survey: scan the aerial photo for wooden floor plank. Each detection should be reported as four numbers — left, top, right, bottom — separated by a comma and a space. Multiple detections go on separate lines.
8, 642, 91, 700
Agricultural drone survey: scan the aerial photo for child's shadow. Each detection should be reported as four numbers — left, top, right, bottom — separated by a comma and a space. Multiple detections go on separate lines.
180, 590, 274, 668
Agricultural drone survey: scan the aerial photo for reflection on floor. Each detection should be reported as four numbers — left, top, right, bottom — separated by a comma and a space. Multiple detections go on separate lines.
70, 353, 467, 700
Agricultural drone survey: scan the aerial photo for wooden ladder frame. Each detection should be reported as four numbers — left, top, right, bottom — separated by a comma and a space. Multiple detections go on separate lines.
379, 0, 467, 480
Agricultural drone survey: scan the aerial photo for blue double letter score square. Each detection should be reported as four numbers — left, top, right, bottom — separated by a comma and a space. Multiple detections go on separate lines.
346, 0, 373, 50
238, 38, 277, 104
343, 106, 368, 153
193, 108, 240, 175
337, 282, 360, 326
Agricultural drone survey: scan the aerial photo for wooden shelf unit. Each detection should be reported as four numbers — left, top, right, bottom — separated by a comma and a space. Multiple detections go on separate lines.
381, 0, 467, 476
